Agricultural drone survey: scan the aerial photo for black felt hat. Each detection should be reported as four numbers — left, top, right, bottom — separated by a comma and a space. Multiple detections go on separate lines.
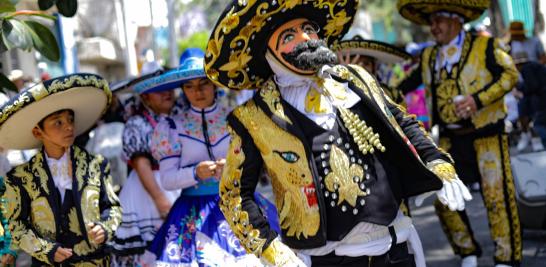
397, 0, 490, 25
205, 0, 359, 91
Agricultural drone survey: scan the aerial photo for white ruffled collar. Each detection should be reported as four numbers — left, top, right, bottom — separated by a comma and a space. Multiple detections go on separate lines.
45, 148, 72, 200
266, 52, 360, 130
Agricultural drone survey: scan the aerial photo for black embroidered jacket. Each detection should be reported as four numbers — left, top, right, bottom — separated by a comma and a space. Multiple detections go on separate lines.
3, 146, 121, 265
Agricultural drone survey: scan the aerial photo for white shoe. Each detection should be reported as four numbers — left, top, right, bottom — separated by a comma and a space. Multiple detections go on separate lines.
494, 264, 512, 267
517, 132, 531, 151
531, 137, 544, 151
461, 255, 478, 267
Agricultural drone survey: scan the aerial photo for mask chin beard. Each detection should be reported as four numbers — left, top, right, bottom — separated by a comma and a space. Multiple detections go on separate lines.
281, 39, 338, 72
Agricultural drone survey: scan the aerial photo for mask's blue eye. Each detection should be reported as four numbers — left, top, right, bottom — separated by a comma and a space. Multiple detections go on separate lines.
274, 150, 300, 163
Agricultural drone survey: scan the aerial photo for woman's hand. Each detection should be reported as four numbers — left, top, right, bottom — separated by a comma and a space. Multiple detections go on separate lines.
154, 196, 172, 219
195, 161, 218, 180
214, 159, 226, 180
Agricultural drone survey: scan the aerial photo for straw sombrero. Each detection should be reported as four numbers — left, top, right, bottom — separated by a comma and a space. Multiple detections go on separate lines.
133, 48, 206, 94
205, 0, 359, 91
331, 36, 412, 64
397, 0, 490, 25
0, 73, 111, 150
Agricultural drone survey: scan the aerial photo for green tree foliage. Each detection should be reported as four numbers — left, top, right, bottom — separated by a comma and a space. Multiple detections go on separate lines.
177, 31, 209, 54
0, 0, 77, 93
360, 0, 430, 44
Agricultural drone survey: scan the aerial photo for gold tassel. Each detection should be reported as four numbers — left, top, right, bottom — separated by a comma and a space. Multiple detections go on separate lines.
339, 107, 386, 155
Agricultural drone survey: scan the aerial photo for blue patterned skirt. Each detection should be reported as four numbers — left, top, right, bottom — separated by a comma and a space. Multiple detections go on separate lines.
146, 192, 279, 266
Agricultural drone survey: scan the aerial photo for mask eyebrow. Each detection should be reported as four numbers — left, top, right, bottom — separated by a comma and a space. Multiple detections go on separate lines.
276, 28, 296, 50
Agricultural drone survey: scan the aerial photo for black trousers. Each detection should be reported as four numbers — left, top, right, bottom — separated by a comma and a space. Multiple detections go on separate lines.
311, 242, 415, 267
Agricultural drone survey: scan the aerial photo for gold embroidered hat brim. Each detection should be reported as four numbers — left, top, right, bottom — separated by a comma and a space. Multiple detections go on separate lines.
397, 0, 490, 25
331, 39, 412, 64
0, 73, 111, 150
205, 0, 359, 91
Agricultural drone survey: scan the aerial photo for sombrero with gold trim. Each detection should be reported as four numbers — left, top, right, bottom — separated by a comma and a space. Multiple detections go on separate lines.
0, 73, 111, 150
397, 0, 490, 25
331, 36, 412, 64
205, 0, 359, 91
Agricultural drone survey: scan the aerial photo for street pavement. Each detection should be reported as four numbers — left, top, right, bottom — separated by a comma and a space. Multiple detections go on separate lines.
257, 183, 546, 267
412, 191, 546, 267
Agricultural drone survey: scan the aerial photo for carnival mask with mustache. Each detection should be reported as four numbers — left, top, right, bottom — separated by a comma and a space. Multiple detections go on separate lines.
280, 39, 338, 72
267, 19, 338, 75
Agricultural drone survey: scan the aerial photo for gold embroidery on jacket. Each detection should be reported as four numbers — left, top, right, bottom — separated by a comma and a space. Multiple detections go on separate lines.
69, 207, 83, 236
104, 172, 118, 204
234, 100, 320, 239
87, 158, 101, 187
426, 160, 456, 182
12, 220, 56, 263
3, 184, 20, 222
436, 79, 459, 124
75, 148, 87, 191
331, 65, 367, 95
73, 239, 98, 256
30, 197, 55, 237
31, 153, 50, 194
219, 126, 266, 255
325, 145, 365, 207
81, 187, 100, 224
261, 238, 301, 266
260, 80, 292, 124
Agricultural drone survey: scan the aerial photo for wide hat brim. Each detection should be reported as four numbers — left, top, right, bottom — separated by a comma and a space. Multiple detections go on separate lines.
397, 0, 490, 25
510, 29, 526, 36
205, 0, 359, 91
134, 58, 206, 94
109, 76, 136, 94
0, 74, 111, 150
331, 39, 412, 64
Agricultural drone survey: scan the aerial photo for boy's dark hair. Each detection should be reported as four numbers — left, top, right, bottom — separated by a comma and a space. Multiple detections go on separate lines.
36, 109, 74, 129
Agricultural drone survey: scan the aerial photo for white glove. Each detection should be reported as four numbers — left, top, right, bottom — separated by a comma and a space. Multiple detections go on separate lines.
417, 160, 473, 211
437, 178, 472, 211
414, 180, 472, 211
